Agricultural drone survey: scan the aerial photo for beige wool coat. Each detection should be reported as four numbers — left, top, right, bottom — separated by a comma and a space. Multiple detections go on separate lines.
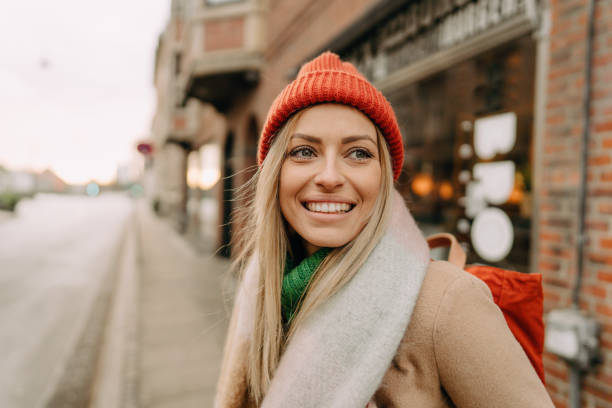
215, 259, 554, 407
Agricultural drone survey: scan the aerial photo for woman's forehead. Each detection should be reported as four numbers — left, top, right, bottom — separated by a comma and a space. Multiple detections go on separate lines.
292, 104, 377, 141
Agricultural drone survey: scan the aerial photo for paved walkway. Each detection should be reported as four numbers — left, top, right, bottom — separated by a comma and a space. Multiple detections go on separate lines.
133, 204, 233, 408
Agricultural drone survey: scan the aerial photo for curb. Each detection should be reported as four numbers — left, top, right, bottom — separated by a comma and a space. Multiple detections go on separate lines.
43, 211, 133, 408
88, 209, 140, 408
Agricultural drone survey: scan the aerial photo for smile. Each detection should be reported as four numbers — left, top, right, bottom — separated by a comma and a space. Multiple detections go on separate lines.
303, 202, 354, 214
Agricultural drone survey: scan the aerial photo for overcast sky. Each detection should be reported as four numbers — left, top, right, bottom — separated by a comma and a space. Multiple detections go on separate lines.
0, 0, 169, 184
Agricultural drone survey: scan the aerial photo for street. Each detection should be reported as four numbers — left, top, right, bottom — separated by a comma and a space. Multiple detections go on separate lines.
0, 194, 232, 407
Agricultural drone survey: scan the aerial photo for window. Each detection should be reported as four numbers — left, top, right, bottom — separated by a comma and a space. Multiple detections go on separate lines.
388, 36, 536, 271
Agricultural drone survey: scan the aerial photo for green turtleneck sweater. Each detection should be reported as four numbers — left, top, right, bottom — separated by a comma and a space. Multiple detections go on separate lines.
281, 248, 331, 324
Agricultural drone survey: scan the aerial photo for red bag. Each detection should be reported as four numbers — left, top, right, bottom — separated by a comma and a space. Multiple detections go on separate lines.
427, 233, 546, 384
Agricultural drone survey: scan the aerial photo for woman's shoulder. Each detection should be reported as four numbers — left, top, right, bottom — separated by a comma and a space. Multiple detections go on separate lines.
419, 260, 492, 305
406, 260, 496, 343
425, 261, 555, 407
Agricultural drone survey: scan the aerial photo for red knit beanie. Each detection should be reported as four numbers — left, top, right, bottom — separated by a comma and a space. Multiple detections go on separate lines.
258, 52, 404, 180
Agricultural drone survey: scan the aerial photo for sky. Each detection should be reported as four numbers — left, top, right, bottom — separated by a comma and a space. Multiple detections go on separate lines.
0, 0, 169, 185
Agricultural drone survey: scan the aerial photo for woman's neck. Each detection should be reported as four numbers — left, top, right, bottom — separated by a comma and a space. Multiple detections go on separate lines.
304, 242, 321, 257
288, 237, 321, 262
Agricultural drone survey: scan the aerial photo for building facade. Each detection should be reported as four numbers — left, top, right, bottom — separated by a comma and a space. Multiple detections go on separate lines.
151, 0, 612, 404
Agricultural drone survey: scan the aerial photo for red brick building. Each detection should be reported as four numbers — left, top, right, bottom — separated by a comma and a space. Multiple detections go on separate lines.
153, 0, 612, 405
540, 0, 612, 406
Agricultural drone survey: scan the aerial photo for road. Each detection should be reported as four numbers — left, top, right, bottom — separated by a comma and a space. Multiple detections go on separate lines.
0, 193, 133, 407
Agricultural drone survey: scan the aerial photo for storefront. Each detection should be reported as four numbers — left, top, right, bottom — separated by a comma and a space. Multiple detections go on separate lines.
327, 0, 540, 271
153, 0, 611, 403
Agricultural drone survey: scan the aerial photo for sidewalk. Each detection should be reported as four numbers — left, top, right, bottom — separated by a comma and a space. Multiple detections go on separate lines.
92, 201, 235, 408
135, 204, 234, 407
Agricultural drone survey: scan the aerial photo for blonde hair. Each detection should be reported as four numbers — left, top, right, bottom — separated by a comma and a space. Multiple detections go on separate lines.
231, 106, 395, 403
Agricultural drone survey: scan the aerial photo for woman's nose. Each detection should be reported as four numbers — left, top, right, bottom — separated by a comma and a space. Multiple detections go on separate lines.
313, 157, 345, 190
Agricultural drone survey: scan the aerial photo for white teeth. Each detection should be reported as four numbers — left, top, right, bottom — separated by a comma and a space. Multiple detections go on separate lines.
306, 202, 352, 213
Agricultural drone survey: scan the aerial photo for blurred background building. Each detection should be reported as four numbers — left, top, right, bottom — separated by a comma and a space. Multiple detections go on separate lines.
149, 0, 612, 405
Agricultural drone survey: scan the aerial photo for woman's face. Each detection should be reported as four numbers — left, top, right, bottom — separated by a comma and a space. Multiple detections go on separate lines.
279, 104, 382, 255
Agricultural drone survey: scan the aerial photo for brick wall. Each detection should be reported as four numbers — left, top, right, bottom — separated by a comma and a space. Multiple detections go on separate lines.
542, 0, 612, 405
204, 17, 244, 51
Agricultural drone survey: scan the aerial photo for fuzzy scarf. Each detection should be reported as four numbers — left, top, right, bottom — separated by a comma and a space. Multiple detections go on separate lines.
214, 190, 430, 408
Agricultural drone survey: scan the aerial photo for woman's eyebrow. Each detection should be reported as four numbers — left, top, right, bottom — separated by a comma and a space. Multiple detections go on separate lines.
291, 133, 321, 143
341, 135, 376, 145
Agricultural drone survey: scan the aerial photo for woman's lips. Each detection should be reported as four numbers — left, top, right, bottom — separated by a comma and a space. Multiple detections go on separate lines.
303, 202, 355, 214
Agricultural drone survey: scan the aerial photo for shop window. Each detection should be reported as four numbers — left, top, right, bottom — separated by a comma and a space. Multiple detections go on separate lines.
388, 36, 535, 272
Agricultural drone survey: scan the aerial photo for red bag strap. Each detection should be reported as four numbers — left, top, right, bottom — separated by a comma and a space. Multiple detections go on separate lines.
427, 233, 466, 269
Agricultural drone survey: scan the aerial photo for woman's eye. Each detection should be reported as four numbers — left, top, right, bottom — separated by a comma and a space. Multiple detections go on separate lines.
347, 148, 373, 160
289, 146, 316, 160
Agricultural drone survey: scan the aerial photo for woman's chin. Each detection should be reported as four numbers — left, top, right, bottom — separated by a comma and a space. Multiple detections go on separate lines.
301, 234, 354, 251
293, 222, 367, 252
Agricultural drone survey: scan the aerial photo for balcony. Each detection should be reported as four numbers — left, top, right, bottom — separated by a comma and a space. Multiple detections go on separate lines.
180, 0, 266, 111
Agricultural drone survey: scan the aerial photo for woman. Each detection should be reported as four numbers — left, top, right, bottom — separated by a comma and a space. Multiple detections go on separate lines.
214, 52, 553, 407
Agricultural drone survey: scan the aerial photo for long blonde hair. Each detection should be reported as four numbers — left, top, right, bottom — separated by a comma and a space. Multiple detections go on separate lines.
232, 106, 395, 403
